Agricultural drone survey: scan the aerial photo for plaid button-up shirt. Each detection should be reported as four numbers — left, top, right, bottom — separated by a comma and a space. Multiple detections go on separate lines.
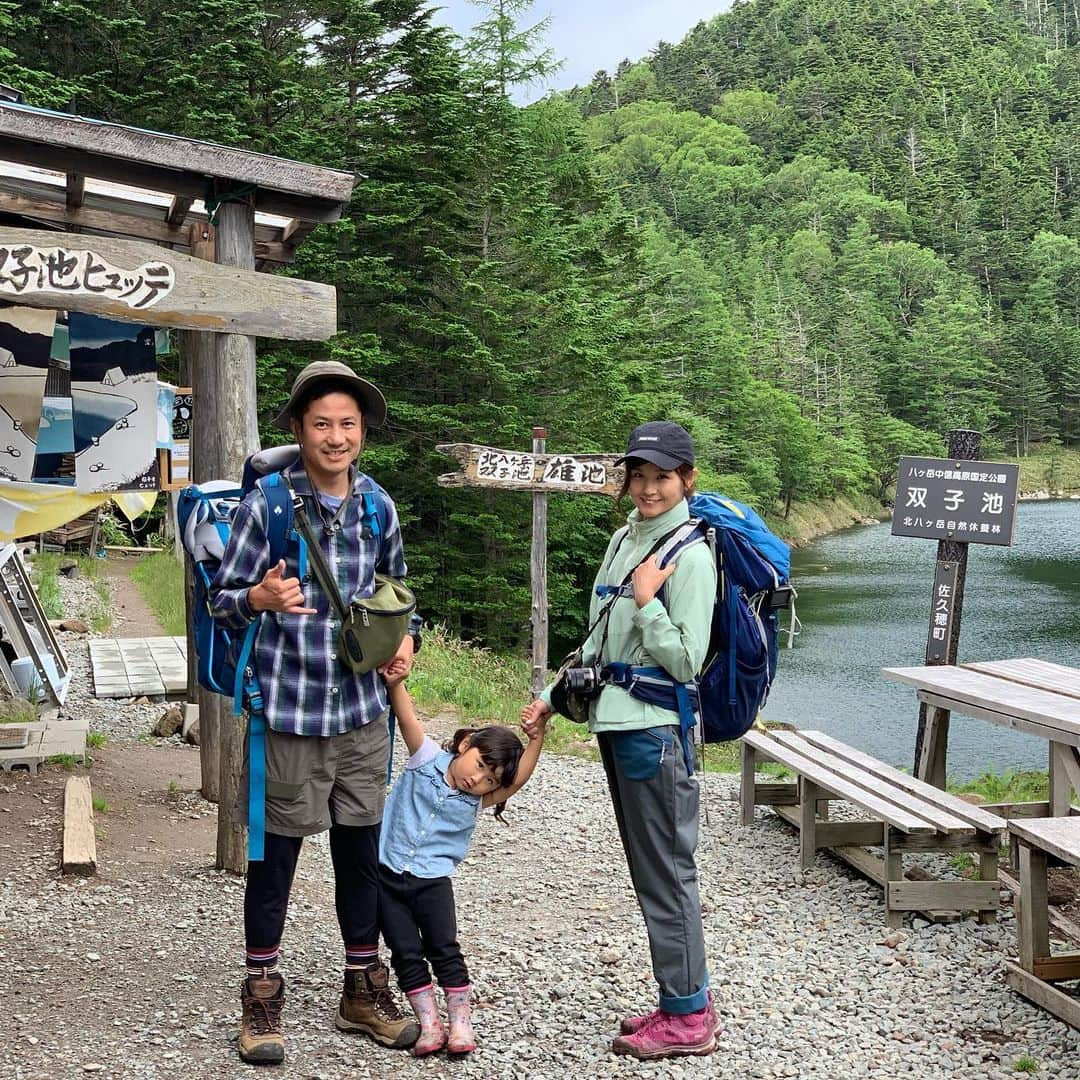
209, 460, 407, 737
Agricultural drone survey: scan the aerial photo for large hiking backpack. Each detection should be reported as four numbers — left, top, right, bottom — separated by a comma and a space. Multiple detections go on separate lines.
176, 445, 392, 860
602, 492, 795, 748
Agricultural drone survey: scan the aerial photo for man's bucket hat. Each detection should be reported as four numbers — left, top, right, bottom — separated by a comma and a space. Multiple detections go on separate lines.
273, 360, 387, 432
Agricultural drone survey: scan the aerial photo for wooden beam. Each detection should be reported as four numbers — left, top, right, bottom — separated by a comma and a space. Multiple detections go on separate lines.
0, 189, 295, 264
62, 775, 97, 876
1005, 961, 1080, 1028
166, 194, 193, 229
65, 172, 84, 209
0, 135, 346, 223
0, 103, 354, 205
0, 227, 336, 339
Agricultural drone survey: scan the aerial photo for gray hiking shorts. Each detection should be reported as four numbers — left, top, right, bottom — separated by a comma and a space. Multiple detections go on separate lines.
238, 715, 391, 837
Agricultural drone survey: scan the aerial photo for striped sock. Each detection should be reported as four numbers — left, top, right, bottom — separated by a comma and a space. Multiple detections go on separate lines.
245, 945, 280, 979
344, 944, 379, 971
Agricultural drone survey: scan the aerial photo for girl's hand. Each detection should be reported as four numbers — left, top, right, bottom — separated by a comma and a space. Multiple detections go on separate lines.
632, 555, 676, 608
521, 698, 552, 739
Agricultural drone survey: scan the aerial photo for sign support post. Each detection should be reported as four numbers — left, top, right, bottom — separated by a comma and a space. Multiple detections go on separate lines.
530, 428, 548, 698
914, 429, 980, 785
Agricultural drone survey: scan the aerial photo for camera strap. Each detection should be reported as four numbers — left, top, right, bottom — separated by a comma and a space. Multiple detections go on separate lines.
282, 475, 352, 625
584, 521, 691, 664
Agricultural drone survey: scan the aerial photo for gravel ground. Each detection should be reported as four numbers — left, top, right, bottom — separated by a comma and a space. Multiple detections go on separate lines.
2, 572, 1080, 1078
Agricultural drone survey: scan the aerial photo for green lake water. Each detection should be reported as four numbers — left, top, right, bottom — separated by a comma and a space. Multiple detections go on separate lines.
762, 499, 1080, 781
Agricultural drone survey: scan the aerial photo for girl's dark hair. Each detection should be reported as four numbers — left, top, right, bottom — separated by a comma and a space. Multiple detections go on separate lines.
616, 458, 697, 502
445, 726, 524, 822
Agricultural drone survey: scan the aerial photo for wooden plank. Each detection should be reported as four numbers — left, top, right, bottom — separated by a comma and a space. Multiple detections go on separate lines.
0, 102, 355, 204
166, 195, 193, 229
828, 842, 887, 886
0, 228, 336, 339
917, 690, 1080, 748
1032, 954, 1080, 981
1018, 842, 1051, 970
1000, 865, 1080, 943
1009, 817, 1080, 866
0, 135, 346, 223
883, 665, 1080, 732
964, 658, 1080, 701
436, 443, 624, 496
772, 730, 975, 833
62, 775, 96, 876
0, 188, 294, 263
65, 172, 84, 209
814, 820, 885, 847
753, 782, 799, 806
792, 730, 1006, 833
741, 731, 935, 834
887, 879, 1000, 911
799, 777, 818, 869
1005, 962, 1080, 1029
982, 800, 1052, 819
739, 738, 757, 826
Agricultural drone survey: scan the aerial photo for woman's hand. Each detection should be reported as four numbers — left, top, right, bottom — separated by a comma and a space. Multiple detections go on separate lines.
632, 555, 677, 608
521, 698, 553, 739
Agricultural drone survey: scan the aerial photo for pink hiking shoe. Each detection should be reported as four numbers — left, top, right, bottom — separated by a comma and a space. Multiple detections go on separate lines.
611, 1006, 717, 1060
620, 989, 723, 1038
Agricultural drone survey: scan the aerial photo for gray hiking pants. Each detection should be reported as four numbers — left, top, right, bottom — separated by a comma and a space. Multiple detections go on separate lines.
597, 725, 709, 1014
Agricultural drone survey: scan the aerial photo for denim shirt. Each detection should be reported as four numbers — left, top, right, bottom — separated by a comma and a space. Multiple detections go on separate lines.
379, 737, 481, 878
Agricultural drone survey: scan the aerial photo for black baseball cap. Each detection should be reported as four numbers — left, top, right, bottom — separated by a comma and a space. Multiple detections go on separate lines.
615, 421, 695, 470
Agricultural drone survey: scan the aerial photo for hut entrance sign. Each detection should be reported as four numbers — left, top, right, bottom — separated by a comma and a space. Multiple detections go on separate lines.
438, 438, 623, 694
0, 241, 175, 310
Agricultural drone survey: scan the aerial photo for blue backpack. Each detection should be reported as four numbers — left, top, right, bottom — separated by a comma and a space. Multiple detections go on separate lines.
603, 492, 795, 754
176, 445, 391, 860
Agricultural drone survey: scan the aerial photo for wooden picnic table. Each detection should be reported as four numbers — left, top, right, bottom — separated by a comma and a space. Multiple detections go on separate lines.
882, 659, 1080, 819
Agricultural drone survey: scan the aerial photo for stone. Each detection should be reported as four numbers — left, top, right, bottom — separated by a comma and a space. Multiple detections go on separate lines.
58, 619, 91, 634
153, 707, 183, 738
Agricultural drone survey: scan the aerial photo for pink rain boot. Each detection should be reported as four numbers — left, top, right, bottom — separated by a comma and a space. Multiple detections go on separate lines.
406, 985, 447, 1057
444, 985, 476, 1055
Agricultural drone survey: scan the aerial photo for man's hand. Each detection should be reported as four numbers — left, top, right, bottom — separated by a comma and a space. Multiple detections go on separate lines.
379, 632, 415, 687
521, 698, 552, 738
248, 560, 317, 615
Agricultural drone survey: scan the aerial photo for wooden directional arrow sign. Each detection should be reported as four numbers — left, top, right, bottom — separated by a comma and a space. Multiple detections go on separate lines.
436, 443, 623, 496
0, 227, 337, 339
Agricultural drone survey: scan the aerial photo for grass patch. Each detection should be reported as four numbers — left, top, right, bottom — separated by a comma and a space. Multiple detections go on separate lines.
1013, 1055, 1038, 1074
949, 768, 1049, 804
1004, 445, 1080, 495
29, 553, 63, 620
91, 795, 110, 814
0, 698, 38, 724
129, 551, 186, 636
47, 754, 80, 769
87, 731, 106, 748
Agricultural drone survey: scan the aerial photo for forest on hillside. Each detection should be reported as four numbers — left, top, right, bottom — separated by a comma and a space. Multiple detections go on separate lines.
2, 0, 1077, 650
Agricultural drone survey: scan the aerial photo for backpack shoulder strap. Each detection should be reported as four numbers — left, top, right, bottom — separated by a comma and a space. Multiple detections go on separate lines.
255, 472, 297, 566
656, 519, 710, 569
357, 475, 393, 554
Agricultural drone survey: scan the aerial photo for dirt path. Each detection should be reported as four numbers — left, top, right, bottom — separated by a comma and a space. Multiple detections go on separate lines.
96, 553, 167, 639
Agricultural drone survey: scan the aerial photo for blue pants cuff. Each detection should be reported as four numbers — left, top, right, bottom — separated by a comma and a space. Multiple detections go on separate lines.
659, 976, 709, 1015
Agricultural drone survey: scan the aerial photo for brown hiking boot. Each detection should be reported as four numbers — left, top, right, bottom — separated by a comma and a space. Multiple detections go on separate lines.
239, 973, 285, 1065
335, 963, 419, 1049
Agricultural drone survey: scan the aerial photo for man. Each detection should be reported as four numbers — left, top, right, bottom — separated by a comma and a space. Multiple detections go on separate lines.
211, 360, 422, 1065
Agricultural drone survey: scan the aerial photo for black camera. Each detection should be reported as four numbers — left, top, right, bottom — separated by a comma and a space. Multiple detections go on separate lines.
564, 664, 604, 695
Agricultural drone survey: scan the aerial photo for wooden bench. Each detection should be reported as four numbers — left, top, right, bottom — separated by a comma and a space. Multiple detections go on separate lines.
1006, 817, 1080, 1029
740, 728, 1007, 927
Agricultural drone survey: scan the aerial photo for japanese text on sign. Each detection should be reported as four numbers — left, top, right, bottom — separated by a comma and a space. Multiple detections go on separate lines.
475, 450, 610, 488
0, 245, 176, 310
926, 560, 959, 662
892, 455, 1019, 547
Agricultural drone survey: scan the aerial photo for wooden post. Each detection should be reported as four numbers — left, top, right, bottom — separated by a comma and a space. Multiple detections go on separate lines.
914, 428, 980, 786
530, 427, 548, 698
211, 197, 261, 874
182, 223, 221, 805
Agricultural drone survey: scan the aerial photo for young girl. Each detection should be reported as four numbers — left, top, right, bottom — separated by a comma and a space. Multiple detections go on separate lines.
522, 420, 720, 1061
379, 678, 546, 1056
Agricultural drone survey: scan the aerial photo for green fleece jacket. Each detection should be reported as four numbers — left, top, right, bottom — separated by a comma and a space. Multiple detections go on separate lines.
543, 498, 716, 734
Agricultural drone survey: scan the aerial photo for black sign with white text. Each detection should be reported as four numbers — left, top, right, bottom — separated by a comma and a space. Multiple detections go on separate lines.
892, 456, 1019, 546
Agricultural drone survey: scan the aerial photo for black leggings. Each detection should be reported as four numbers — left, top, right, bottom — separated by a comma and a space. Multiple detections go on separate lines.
378, 865, 468, 993
245, 824, 381, 950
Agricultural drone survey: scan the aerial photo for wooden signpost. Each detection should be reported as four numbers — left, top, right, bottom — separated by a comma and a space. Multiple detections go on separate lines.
0, 228, 337, 340
437, 439, 623, 695
890, 429, 1021, 785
